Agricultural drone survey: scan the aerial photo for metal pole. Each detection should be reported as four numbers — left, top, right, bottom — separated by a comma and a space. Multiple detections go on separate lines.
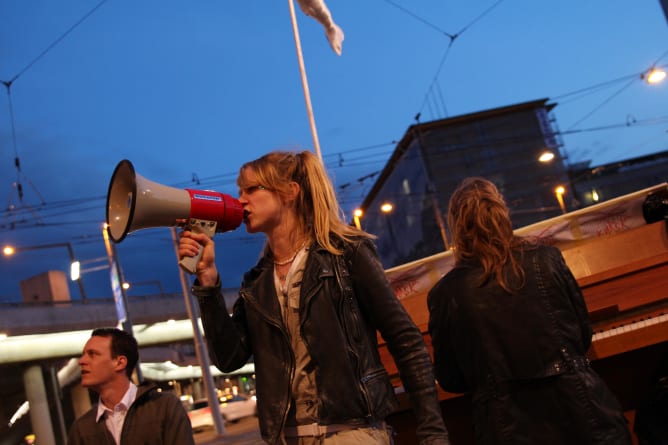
49, 365, 67, 445
412, 127, 450, 251
101, 226, 143, 383
286, 0, 323, 162
170, 227, 225, 435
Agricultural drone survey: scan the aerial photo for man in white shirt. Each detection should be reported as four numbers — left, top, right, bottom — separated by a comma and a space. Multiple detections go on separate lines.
67, 328, 194, 445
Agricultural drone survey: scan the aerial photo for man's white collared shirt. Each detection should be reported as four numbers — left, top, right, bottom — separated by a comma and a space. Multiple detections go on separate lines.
95, 382, 138, 445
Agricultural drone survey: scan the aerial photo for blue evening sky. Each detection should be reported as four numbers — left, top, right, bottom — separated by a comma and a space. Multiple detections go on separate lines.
1, 0, 667, 302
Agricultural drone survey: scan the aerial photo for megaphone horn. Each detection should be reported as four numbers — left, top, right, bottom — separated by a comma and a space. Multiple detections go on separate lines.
106, 159, 243, 273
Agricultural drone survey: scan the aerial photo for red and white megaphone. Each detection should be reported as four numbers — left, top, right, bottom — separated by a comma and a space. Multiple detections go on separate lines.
106, 159, 243, 273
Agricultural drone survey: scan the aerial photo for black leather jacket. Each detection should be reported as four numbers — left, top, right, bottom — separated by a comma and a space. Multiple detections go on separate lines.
194, 237, 450, 445
428, 244, 631, 445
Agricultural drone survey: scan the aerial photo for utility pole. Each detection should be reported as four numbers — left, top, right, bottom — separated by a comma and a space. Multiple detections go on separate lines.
102, 225, 143, 383
170, 227, 225, 435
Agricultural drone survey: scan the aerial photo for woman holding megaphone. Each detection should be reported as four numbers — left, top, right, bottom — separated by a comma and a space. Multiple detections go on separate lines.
178, 150, 450, 445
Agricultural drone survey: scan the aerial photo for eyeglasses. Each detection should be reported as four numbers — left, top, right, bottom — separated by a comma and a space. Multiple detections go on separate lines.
239, 185, 268, 196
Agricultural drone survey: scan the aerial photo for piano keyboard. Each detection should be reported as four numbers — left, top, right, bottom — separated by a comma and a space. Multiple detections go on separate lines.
592, 312, 668, 341
588, 309, 668, 360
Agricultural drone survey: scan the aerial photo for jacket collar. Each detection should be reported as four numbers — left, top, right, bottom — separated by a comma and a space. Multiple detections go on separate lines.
241, 242, 337, 321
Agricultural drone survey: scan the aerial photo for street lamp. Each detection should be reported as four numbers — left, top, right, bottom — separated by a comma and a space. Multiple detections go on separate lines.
70, 256, 109, 281
123, 280, 166, 298
2, 242, 87, 302
591, 189, 600, 202
380, 202, 398, 247
353, 208, 363, 230
643, 67, 667, 84
554, 186, 567, 214
538, 150, 555, 163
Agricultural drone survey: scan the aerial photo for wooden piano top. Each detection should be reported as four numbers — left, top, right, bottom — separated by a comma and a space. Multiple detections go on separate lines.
561, 220, 668, 359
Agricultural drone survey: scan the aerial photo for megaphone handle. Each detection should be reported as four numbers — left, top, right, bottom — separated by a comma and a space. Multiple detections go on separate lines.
179, 219, 218, 275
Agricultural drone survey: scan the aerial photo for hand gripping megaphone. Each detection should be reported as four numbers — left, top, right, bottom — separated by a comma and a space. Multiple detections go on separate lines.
106, 159, 243, 273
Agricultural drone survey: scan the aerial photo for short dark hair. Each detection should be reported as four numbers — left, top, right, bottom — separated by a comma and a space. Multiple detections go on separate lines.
91, 328, 139, 379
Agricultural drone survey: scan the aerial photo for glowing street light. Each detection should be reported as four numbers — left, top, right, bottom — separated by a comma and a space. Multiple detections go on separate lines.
538, 151, 555, 163
353, 208, 363, 230
379, 202, 398, 247
554, 185, 567, 214
70, 256, 110, 281
123, 280, 166, 297
644, 67, 667, 84
70, 261, 81, 281
591, 189, 600, 202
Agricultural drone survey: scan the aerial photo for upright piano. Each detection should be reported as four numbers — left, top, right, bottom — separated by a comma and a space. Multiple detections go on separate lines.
379, 183, 668, 444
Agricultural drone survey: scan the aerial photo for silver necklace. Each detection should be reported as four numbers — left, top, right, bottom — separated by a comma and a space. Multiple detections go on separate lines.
273, 252, 299, 266
273, 241, 308, 266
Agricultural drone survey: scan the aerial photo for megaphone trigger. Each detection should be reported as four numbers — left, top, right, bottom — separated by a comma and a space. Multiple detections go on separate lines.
178, 219, 217, 274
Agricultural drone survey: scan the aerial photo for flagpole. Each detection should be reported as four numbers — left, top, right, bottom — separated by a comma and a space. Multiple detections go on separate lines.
287, 0, 323, 162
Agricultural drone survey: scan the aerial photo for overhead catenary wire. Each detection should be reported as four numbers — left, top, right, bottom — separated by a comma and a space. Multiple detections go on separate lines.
561, 52, 668, 131
1, 0, 110, 217
0, 3, 665, 305
3, 109, 667, 236
0, 2, 657, 210
2, 96, 668, 229
383, 1, 664, 135
650, 49, 668, 68
565, 78, 638, 131
2, 45, 667, 233
1, 2, 665, 240
380, 0, 456, 39
416, 0, 506, 120
3, 0, 109, 86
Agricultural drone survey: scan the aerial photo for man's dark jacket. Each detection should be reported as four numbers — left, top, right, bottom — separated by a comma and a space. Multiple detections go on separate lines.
66, 383, 194, 445
194, 238, 449, 445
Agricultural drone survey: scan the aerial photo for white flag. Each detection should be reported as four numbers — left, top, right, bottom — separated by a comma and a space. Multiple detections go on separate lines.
296, 0, 345, 55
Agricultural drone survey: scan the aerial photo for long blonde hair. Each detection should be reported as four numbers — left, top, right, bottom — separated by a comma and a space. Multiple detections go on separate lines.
448, 177, 525, 292
238, 150, 373, 255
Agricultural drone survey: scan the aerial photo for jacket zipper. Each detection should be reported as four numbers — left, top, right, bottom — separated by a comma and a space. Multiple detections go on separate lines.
240, 288, 295, 444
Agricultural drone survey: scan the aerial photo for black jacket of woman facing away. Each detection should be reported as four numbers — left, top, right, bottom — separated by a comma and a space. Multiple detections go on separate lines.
428, 177, 632, 445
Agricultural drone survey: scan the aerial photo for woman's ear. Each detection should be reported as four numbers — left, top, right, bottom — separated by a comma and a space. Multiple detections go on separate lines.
287, 181, 301, 201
